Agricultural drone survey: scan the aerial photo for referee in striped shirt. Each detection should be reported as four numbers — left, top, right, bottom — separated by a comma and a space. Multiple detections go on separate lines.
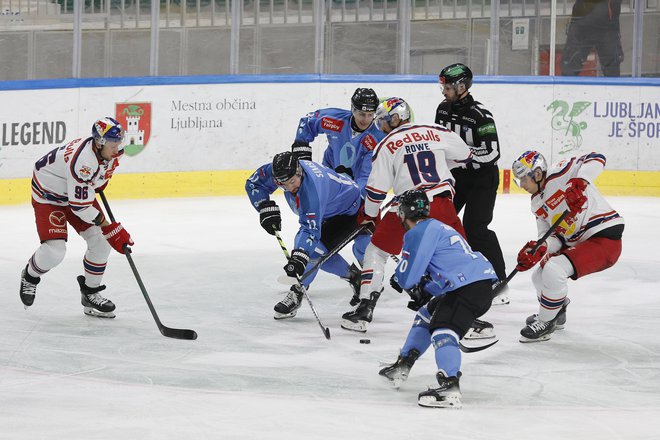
434, 63, 508, 303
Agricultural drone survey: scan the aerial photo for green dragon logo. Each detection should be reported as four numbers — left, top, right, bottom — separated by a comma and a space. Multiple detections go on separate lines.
546, 100, 591, 154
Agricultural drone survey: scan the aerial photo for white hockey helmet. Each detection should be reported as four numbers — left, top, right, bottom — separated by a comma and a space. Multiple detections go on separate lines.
374, 97, 411, 130
512, 150, 548, 187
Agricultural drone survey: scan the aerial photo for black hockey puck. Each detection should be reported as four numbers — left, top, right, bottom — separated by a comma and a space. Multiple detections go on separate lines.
359, 339, 371, 344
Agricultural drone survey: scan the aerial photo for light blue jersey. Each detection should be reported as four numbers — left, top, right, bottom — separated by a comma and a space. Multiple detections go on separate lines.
394, 218, 497, 377
295, 108, 386, 196
395, 219, 497, 296
246, 160, 361, 256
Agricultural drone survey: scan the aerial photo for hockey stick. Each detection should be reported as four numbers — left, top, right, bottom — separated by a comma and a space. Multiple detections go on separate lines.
277, 224, 369, 286
98, 192, 198, 340
459, 338, 499, 353
492, 210, 570, 295
274, 230, 331, 340
278, 198, 397, 286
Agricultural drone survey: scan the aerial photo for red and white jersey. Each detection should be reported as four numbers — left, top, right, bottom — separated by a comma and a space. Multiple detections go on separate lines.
31, 137, 124, 224
364, 123, 472, 217
532, 152, 624, 250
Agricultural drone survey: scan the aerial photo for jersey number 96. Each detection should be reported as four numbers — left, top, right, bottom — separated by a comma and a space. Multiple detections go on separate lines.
74, 186, 89, 200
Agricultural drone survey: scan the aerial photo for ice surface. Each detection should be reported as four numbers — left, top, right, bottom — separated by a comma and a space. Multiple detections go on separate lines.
1, 194, 659, 439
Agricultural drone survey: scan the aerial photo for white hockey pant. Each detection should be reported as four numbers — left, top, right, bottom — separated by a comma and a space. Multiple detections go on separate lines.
359, 242, 390, 300
79, 227, 112, 288
28, 239, 67, 278
532, 254, 573, 322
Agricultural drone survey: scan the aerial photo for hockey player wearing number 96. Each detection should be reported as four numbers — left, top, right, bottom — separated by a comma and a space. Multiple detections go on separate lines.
19, 117, 135, 319
380, 189, 497, 408
512, 150, 624, 342
246, 151, 365, 320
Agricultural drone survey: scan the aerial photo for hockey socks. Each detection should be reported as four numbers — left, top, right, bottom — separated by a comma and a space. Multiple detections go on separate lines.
319, 252, 351, 279
431, 329, 461, 378
400, 307, 433, 357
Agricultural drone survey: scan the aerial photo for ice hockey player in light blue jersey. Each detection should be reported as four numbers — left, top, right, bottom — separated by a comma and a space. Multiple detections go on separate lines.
291, 88, 386, 265
246, 151, 364, 319
383, 189, 496, 409
291, 88, 386, 196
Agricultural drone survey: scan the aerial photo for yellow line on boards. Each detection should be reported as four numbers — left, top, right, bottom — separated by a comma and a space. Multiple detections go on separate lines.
1, 169, 660, 205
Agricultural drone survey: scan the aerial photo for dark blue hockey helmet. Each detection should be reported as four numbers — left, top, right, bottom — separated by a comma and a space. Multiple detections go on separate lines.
92, 117, 124, 146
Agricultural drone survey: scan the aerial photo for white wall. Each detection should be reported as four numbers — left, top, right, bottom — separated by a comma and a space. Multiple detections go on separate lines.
2, 78, 659, 179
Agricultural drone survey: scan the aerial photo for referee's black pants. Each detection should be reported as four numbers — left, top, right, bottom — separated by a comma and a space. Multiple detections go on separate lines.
451, 165, 506, 281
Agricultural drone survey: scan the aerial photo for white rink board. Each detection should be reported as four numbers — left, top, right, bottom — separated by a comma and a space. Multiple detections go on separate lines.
2, 79, 660, 179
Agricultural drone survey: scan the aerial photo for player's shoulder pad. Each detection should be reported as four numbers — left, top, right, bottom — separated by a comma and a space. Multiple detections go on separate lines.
70, 140, 101, 183
467, 100, 495, 120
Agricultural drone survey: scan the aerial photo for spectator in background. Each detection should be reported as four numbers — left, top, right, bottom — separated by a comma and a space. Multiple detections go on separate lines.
561, 0, 623, 77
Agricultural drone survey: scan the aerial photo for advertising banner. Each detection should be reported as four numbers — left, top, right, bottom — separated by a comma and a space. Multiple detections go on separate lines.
2, 79, 659, 180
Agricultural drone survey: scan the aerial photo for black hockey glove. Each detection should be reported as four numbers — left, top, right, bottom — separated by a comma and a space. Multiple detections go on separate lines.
258, 200, 281, 235
406, 284, 433, 312
334, 165, 354, 179
291, 141, 312, 161
284, 249, 310, 279
389, 274, 404, 293
406, 274, 433, 311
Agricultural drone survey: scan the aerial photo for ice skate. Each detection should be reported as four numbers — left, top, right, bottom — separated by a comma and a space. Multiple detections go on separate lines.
418, 371, 462, 409
20, 265, 41, 309
519, 317, 556, 342
77, 275, 116, 318
341, 289, 381, 333
491, 279, 510, 305
526, 298, 570, 330
379, 349, 420, 388
274, 284, 304, 320
342, 263, 361, 306
463, 318, 495, 340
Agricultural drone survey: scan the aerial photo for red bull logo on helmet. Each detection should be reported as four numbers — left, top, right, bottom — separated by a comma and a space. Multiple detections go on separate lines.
383, 98, 404, 113
518, 150, 542, 171
95, 120, 110, 136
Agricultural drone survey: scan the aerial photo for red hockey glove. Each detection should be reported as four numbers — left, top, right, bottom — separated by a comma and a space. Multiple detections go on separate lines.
515, 240, 548, 272
101, 222, 134, 254
357, 204, 379, 232
565, 178, 588, 216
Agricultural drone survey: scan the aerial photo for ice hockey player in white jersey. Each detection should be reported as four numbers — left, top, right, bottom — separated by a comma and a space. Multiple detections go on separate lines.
19, 117, 135, 318
512, 150, 624, 342
341, 97, 472, 332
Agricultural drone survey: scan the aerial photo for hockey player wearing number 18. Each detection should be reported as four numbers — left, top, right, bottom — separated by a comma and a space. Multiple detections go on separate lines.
246, 152, 363, 319
381, 189, 496, 408
512, 150, 624, 342
19, 117, 134, 318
